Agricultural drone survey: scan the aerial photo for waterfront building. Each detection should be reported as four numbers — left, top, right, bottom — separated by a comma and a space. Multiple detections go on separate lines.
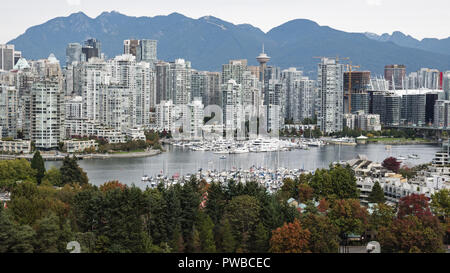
317, 58, 344, 134
222, 79, 243, 135
156, 100, 175, 132
344, 111, 381, 131
31, 80, 64, 150
64, 139, 98, 153
126, 128, 146, 141
187, 98, 204, 140
264, 79, 284, 134
0, 139, 31, 154
281, 67, 303, 122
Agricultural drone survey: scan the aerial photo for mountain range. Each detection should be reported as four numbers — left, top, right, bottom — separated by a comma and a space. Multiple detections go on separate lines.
8, 11, 450, 75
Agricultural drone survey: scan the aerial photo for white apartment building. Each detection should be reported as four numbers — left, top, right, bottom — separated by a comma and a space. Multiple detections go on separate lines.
222, 79, 244, 137
31, 80, 63, 150
187, 98, 204, 140
156, 100, 175, 132
318, 58, 344, 134
169, 59, 192, 105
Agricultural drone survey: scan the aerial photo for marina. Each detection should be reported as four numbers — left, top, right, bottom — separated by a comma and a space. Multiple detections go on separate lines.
170, 137, 326, 154
140, 166, 307, 194
45, 143, 442, 188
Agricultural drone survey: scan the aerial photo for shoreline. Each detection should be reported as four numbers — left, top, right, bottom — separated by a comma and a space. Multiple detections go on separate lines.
0, 149, 162, 161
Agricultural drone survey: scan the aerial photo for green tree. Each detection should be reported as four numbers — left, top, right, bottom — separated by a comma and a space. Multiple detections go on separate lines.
430, 189, 450, 220
34, 213, 67, 253
251, 222, 269, 253
368, 182, 385, 204
217, 219, 236, 253
0, 209, 35, 253
300, 213, 339, 253
0, 159, 36, 189
42, 167, 62, 187
60, 156, 89, 185
369, 203, 395, 232
309, 165, 359, 200
223, 195, 261, 247
31, 151, 45, 185
196, 212, 216, 253
328, 199, 369, 240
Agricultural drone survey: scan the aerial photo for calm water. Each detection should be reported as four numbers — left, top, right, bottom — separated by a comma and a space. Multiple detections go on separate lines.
45, 144, 442, 188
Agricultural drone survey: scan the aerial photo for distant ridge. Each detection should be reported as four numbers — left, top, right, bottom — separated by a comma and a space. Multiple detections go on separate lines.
8, 11, 450, 74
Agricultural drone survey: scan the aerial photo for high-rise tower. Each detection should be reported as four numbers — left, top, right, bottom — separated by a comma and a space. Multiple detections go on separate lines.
256, 44, 271, 85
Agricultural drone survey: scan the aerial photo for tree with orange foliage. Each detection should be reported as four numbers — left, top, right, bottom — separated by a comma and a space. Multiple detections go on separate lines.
317, 198, 330, 213
99, 181, 127, 192
269, 219, 311, 253
298, 183, 314, 203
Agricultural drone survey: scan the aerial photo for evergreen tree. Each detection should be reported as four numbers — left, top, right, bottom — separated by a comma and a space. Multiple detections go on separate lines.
369, 182, 386, 204
0, 209, 35, 253
197, 212, 216, 253
251, 222, 269, 253
192, 226, 201, 253
31, 151, 45, 185
170, 224, 185, 253
60, 156, 88, 185
33, 213, 62, 253
219, 219, 236, 253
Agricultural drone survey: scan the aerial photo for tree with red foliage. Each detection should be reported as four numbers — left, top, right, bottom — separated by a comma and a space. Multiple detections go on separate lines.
378, 215, 444, 253
99, 181, 127, 192
269, 219, 311, 253
317, 198, 330, 213
398, 194, 432, 219
382, 157, 401, 173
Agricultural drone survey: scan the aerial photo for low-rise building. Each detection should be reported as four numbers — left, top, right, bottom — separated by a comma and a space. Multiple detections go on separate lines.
64, 139, 98, 153
127, 128, 146, 141
0, 139, 31, 154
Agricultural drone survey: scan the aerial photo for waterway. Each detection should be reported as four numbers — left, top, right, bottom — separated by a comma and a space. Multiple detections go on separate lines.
45, 143, 442, 188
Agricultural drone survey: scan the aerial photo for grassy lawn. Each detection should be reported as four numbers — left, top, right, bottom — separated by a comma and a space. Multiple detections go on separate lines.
110, 149, 146, 154
367, 137, 431, 143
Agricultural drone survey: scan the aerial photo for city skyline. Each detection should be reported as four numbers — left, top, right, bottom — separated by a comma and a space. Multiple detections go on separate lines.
1, 0, 450, 44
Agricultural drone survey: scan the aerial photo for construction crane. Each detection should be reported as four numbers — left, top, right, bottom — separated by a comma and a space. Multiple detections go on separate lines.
345, 61, 360, 113
313, 56, 360, 113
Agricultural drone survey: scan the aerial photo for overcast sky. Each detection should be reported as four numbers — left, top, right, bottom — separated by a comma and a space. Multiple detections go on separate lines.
1, 0, 449, 43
